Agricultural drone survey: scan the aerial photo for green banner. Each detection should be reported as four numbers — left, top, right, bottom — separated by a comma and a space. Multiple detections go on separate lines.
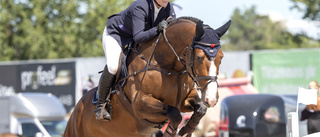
252, 49, 320, 94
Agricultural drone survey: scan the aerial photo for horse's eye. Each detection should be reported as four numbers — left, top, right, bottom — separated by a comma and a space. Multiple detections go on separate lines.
195, 56, 203, 63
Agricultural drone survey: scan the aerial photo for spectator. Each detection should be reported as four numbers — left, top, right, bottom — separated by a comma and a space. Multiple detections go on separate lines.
301, 80, 320, 134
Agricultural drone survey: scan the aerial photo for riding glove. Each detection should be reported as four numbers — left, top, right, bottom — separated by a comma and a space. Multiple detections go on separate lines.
156, 20, 168, 33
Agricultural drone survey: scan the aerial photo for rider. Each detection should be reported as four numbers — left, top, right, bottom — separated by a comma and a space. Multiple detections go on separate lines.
95, 0, 176, 120
304, 81, 320, 134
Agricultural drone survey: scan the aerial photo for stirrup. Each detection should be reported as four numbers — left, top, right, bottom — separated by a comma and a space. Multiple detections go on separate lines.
95, 101, 111, 120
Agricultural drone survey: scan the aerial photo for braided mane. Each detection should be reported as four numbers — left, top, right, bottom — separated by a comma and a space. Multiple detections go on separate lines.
169, 16, 202, 25
168, 16, 212, 30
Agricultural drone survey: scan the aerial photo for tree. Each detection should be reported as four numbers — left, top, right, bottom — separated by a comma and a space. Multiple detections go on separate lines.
73, 0, 132, 58
0, 0, 132, 61
221, 6, 320, 51
290, 0, 320, 21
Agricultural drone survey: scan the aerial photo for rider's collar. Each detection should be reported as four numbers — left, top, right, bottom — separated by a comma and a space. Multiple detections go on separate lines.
153, 0, 161, 8
153, 1, 162, 11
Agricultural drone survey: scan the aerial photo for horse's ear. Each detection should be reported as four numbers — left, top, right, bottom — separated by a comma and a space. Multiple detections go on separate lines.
195, 20, 204, 41
215, 20, 231, 38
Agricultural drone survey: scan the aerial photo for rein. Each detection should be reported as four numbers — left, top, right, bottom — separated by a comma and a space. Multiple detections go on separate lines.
117, 32, 188, 108
117, 33, 187, 83
117, 25, 219, 108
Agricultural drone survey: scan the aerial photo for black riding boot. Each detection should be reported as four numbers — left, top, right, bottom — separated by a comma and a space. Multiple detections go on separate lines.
95, 65, 116, 120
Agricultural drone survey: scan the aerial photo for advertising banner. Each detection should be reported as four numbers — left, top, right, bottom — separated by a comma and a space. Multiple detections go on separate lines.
0, 61, 76, 112
252, 49, 320, 94
17, 62, 76, 111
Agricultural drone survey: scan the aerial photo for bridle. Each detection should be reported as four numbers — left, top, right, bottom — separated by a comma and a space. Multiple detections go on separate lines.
162, 26, 220, 107
117, 23, 221, 108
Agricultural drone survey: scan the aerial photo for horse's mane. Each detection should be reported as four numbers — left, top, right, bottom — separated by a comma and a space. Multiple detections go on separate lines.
169, 16, 202, 25
168, 16, 212, 31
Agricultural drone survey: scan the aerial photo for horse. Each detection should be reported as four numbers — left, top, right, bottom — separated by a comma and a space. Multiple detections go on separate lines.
64, 16, 231, 137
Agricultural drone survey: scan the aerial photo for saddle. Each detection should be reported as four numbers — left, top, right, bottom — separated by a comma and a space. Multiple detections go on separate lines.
91, 42, 133, 105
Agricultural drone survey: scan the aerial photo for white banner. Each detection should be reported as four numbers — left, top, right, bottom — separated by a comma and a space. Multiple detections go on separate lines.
297, 87, 317, 105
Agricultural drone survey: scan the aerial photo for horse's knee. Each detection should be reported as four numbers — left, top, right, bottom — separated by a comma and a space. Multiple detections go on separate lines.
196, 105, 207, 117
192, 102, 207, 120
166, 105, 182, 126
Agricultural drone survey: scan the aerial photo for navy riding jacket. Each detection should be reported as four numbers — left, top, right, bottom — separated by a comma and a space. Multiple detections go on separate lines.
106, 0, 176, 48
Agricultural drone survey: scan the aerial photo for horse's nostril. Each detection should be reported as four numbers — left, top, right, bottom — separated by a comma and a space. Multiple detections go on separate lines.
205, 98, 217, 107
210, 100, 217, 107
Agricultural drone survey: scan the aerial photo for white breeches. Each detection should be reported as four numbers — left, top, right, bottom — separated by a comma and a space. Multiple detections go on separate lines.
102, 27, 122, 75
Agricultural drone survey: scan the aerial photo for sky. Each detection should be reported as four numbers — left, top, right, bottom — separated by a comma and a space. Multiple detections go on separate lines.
173, 0, 320, 39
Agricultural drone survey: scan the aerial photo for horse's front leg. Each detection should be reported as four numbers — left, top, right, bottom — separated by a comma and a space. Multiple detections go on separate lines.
131, 92, 182, 137
178, 90, 207, 137
162, 104, 183, 137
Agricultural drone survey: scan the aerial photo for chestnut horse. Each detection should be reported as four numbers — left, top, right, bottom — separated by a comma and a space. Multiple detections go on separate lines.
64, 17, 231, 137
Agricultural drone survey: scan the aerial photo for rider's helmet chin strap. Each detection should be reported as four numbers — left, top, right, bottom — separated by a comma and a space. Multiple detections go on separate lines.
153, 0, 161, 8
